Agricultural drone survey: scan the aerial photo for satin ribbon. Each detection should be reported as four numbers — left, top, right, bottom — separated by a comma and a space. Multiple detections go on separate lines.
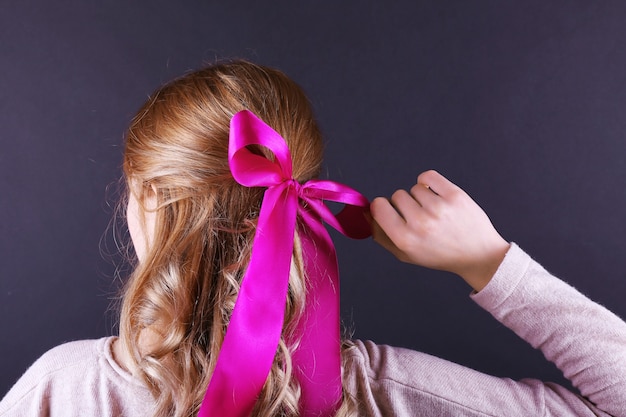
198, 110, 370, 417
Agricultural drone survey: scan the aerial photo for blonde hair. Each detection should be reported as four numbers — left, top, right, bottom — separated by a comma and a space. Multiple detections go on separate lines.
120, 61, 357, 416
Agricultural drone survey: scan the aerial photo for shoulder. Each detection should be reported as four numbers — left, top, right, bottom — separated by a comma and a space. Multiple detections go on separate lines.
0, 337, 153, 417
4, 338, 107, 394
30, 338, 106, 372
8, 337, 118, 390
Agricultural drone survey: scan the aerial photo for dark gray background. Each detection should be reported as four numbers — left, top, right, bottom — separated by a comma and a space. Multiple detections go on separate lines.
2, 0, 626, 396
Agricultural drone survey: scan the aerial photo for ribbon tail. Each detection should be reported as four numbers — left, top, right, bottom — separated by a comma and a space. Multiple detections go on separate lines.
293, 212, 343, 417
198, 183, 298, 417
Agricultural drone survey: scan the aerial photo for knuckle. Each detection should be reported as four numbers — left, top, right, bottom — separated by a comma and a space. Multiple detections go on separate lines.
447, 188, 465, 203
418, 169, 438, 183
409, 183, 423, 196
390, 189, 408, 205
391, 189, 406, 199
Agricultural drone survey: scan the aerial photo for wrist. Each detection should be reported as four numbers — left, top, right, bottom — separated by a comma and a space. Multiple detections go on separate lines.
461, 240, 511, 292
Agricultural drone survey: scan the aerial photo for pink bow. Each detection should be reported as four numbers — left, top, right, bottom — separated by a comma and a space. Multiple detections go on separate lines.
198, 110, 370, 417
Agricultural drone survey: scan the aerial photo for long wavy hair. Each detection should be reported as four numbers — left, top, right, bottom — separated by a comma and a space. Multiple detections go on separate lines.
119, 61, 357, 417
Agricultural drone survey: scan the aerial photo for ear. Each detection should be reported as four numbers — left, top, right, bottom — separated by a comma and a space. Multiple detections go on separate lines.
144, 183, 158, 212
129, 177, 158, 212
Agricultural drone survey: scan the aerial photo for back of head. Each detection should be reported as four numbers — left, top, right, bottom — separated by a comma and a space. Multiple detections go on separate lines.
120, 61, 329, 416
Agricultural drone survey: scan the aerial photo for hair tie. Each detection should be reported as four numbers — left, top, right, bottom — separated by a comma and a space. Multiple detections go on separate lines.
197, 110, 370, 417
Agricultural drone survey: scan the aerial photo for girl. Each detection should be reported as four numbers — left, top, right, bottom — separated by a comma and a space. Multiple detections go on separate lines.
1, 60, 625, 417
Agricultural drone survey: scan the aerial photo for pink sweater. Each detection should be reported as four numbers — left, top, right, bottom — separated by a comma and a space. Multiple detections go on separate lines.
2, 244, 625, 416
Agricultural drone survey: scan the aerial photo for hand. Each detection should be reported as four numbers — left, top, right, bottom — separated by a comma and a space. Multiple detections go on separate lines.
370, 170, 510, 291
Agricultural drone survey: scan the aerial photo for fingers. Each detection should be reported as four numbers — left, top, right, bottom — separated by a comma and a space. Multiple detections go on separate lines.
370, 196, 405, 242
370, 171, 447, 242
394, 172, 446, 220
416, 170, 461, 199
369, 197, 408, 261
409, 182, 439, 211
390, 189, 422, 219
369, 170, 455, 265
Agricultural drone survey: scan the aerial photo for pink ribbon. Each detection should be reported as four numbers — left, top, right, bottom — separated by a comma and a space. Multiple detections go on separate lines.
198, 110, 370, 417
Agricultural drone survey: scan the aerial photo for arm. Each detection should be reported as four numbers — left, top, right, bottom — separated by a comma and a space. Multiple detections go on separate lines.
369, 170, 626, 416
473, 243, 626, 416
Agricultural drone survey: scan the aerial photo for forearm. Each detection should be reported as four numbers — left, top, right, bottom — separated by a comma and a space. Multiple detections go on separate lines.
472, 244, 626, 417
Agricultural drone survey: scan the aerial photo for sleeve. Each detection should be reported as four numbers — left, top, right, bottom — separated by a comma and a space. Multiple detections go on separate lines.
471, 243, 626, 416
343, 243, 626, 417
